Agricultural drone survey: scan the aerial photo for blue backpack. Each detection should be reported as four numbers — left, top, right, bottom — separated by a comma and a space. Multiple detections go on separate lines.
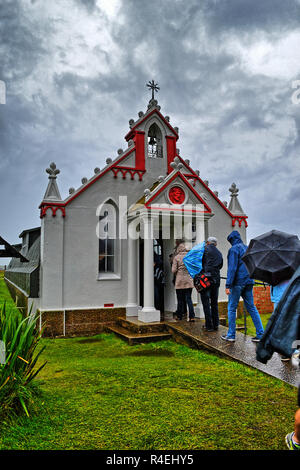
183, 241, 205, 278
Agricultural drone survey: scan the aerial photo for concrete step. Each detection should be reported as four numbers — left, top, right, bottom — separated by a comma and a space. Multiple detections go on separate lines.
116, 317, 168, 334
107, 325, 172, 346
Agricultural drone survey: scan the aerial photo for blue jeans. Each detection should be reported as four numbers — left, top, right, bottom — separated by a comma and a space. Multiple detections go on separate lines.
227, 284, 264, 339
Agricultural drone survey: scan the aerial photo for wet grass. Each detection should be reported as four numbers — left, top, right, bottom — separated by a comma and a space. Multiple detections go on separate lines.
0, 333, 297, 450
236, 313, 272, 337
0, 272, 295, 450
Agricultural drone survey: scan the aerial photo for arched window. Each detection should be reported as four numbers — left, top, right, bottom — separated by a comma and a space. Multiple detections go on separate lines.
147, 123, 163, 158
98, 200, 119, 277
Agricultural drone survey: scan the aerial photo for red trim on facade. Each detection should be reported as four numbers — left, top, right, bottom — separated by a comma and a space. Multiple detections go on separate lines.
145, 171, 212, 213
166, 135, 177, 174
125, 108, 179, 142
232, 216, 248, 228
104, 303, 114, 308
40, 205, 66, 219
133, 131, 146, 170
176, 156, 248, 227
111, 166, 146, 181
146, 206, 211, 214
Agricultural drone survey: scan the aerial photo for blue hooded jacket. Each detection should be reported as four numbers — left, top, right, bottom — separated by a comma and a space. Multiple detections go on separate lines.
226, 230, 254, 288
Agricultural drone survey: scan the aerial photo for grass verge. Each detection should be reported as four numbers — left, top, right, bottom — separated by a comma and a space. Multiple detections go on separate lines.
0, 333, 297, 450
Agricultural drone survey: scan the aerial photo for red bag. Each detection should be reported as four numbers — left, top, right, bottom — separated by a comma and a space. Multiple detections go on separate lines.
194, 273, 211, 292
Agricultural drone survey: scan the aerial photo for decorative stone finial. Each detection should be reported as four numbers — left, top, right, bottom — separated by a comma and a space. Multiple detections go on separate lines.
94, 167, 100, 174
170, 157, 184, 172
174, 127, 179, 134
106, 158, 112, 165
204, 180, 209, 186
81, 177, 88, 185
46, 162, 60, 179
43, 162, 62, 201
138, 111, 144, 118
229, 182, 239, 197
228, 182, 245, 215
176, 148, 180, 155
117, 149, 123, 156
158, 175, 165, 183
147, 98, 158, 110
129, 119, 135, 128
195, 170, 200, 176
223, 201, 228, 207
185, 159, 190, 166
165, 116, 170, 122
213, 191, 219, 197
144, 189, 151, 198
69, 187, 75, 194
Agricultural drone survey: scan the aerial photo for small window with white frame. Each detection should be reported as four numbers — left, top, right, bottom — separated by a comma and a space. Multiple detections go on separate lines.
98, 200, 119, 277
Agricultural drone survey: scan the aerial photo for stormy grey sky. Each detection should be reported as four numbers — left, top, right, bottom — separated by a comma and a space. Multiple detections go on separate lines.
1, 0, 300, 262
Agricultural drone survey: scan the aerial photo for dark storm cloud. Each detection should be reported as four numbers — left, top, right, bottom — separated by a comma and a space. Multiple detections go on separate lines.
0, 0, 46, 83
204, 0, 300, 34
73, 0, 98, 13
0, 0, 300, 250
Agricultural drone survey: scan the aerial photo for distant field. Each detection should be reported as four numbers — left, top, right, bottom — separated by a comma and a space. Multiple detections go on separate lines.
0, 270, 19, 313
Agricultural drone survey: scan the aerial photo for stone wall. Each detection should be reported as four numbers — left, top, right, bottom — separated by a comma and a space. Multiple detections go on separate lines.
253, 285, 273, 314
39, 307, 126, 337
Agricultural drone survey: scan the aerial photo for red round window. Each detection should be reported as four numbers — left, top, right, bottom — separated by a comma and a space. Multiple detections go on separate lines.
169, 186, 186, 204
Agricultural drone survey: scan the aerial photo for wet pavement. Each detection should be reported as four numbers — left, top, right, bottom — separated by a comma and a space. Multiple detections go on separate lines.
165, 318, 300, 387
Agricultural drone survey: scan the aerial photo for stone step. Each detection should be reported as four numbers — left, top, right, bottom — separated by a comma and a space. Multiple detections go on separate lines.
106, 325, 172, 346
116, 317, 168, 334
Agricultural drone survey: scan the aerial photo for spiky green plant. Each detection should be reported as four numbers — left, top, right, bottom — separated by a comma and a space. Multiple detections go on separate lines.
0, 303, 47, 418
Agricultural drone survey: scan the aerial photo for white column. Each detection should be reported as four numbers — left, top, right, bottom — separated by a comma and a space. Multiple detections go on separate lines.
126, 224, 138, 317
194, 217, 205, 319
138, 215, 160, 323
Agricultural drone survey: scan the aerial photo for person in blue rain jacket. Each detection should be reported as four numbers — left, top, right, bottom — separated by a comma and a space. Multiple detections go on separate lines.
221, 230, 264, 342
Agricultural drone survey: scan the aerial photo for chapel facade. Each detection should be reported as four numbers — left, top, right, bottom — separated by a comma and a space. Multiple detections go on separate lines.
5, 91, 248, 336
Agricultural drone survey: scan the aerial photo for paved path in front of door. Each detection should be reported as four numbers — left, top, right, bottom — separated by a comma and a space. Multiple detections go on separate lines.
165, 318, 300, 388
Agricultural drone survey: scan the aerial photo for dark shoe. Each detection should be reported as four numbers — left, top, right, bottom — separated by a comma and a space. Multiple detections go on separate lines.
189, 318, 195, 323
174, 315, 182, 321
221, 335, 235, 342
251, 336, 261, 343
202, 325, 214, 332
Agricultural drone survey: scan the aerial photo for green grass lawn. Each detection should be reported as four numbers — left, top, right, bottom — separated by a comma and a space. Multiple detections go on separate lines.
0, 272, 297, 450
0, 333, 297, 450
0, 271, 19, 314
236, 312, 272, 337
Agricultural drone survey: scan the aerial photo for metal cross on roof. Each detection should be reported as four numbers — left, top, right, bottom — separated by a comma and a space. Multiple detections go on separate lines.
146, 80, 160, 100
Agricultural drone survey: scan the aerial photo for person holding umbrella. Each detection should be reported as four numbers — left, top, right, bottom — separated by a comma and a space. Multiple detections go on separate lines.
221, 230, 264, 342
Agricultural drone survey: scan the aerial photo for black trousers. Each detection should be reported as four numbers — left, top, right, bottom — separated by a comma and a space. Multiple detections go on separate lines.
176, 288, 195, 320
200, 284, 220, 330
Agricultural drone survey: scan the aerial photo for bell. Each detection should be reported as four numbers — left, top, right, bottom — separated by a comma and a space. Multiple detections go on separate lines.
149, 136, 157, 146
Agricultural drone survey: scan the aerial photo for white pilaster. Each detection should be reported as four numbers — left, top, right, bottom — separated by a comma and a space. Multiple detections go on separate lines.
126, 223, 138, 317
138, 214, 160, 323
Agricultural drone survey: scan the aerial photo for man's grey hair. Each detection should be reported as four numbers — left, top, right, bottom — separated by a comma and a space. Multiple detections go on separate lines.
207, 236, 217, 245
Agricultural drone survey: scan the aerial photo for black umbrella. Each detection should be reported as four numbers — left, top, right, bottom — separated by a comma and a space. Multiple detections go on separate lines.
242, 229, 300, 286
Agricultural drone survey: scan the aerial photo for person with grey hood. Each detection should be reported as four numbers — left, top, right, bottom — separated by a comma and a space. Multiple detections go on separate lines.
172, 243, 195, 322
200, 237, 223, 331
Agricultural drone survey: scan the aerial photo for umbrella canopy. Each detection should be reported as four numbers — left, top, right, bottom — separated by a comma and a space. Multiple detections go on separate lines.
242, 229, 300, 286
